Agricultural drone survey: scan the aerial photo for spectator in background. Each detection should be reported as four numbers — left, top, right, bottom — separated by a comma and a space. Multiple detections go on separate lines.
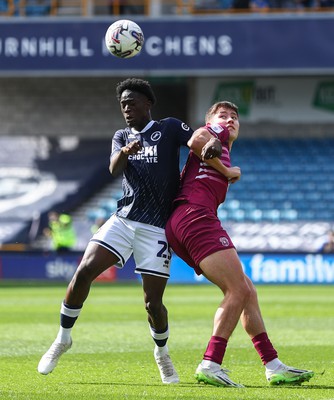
44, 211, 77, 252
319, 229, 334, 253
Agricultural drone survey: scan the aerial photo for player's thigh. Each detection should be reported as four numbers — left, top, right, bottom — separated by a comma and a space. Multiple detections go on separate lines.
90, 214, 134, 267
76, 241, 120, 279
200, 248, 246, 291
133, 223, 171, 279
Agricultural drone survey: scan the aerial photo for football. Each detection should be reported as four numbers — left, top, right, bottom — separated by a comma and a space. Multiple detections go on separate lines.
105, 19, 144, 59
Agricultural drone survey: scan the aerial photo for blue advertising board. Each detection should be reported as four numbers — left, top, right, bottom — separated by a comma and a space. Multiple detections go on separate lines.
0, 15, 333, 75
0, 251, 137, 282
170, 253, 334, 284
0, 251, 333, 284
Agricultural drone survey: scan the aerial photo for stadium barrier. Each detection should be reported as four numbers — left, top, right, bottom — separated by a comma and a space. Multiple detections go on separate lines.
0, 251, 333, 284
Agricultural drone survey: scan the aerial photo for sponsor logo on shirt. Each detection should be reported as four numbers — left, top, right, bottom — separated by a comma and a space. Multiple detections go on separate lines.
209, 123, 225, 134
181, 123, 190, 131
128, 145, 158, 163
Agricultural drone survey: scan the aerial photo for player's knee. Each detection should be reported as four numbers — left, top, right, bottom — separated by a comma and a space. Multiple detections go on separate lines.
248, 282, 258, 303
241, 280, 252, 304
232, 279, 251, 306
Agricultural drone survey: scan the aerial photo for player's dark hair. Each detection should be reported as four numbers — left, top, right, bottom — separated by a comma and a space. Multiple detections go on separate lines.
116, 78, 156, 105
205, 101, 239, 123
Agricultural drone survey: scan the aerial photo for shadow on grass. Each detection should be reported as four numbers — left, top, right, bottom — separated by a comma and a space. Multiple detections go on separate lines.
66, 381, 334, 390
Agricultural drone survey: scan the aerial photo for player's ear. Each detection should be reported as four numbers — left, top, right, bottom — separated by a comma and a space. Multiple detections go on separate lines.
145, 99, 153, 110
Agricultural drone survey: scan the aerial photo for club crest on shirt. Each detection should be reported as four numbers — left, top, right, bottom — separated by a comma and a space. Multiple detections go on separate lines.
151, 131, 161, 141
220, 236, 230, 247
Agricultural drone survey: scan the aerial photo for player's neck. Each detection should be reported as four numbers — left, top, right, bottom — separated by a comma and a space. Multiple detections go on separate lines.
131, 119, 154, 133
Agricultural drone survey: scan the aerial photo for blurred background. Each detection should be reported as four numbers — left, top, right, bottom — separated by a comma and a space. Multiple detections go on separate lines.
0, 0, 333, 284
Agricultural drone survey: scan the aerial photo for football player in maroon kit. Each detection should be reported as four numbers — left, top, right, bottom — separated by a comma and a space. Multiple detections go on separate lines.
166, 101, 314, 388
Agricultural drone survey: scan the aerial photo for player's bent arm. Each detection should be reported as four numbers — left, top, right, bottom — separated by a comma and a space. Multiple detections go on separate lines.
205, 159, 241, 182
109, 140, 143, 177
188, 128, 241, 181
109, 150, 129, 177
188, 128, 219, 158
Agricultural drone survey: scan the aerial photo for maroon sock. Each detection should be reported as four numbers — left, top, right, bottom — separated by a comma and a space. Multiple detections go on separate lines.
203, 336, 228, 365
252, 332, 278, 365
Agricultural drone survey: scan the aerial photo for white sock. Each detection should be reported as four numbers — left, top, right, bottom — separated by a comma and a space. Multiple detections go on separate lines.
201, 360, 220, 370
154, 344, 168, 357
56, 327, 72, 344
265, 358, 284, 371
55, 302, 82, 343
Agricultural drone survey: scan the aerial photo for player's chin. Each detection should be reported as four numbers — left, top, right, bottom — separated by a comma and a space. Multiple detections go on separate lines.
126, 117, 135, 126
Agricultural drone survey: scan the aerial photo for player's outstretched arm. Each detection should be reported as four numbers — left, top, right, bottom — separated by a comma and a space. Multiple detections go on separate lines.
188, 128, 241, 182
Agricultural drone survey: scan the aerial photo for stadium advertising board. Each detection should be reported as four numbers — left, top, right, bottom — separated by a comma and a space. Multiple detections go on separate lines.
194, 77, 334, 125
0, 15, 333, 75
170, 253, 334, 284
0, 252, 333, 284
0, 252, 135, 282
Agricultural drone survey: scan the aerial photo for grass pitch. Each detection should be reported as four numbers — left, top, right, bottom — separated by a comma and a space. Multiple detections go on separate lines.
0, 282, 333, 399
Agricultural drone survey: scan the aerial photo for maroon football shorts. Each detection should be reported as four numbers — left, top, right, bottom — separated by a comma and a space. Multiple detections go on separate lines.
165, 203, 235, 275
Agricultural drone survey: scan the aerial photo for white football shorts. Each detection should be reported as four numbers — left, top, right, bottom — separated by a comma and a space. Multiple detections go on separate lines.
90, 214, 171, 279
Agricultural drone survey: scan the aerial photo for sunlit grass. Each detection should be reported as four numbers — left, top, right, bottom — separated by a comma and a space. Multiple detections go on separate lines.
0, 283, 332, 399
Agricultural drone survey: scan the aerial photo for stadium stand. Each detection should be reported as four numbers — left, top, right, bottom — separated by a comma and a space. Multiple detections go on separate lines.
225, 138, 334, 223
0, 136, 112, 249
0, 0, 333, 16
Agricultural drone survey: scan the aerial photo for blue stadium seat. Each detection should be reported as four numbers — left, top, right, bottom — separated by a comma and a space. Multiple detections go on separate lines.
99, 199, 118, 214
245, 209, 262, 222
24, 0, 51, 16
230, 209, 245, 222
280, 209, 298, 221
0, 0, 8, 12
87, 208, 108, 222
220, 138, 334, 223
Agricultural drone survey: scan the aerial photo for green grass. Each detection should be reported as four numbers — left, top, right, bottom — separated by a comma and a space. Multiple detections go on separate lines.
0, 283, 333, 399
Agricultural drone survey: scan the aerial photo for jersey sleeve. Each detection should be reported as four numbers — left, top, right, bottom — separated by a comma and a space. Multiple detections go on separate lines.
110, 129, 125, 160
206, 123, 230, 143
166, 117, 193, 145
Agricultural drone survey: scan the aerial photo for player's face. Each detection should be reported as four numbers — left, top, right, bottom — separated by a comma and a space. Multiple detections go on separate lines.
120, 90, 152, 130
211, 107, 240, 141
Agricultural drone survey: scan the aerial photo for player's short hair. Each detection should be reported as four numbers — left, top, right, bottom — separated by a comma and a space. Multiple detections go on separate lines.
205, 101, 239, 123
116, 78, 156, 105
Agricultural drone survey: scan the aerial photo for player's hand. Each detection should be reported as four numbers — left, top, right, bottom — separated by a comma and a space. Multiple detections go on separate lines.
122, 140, 142, 155
227, 166, 241, 183
201, 138, 222, 160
